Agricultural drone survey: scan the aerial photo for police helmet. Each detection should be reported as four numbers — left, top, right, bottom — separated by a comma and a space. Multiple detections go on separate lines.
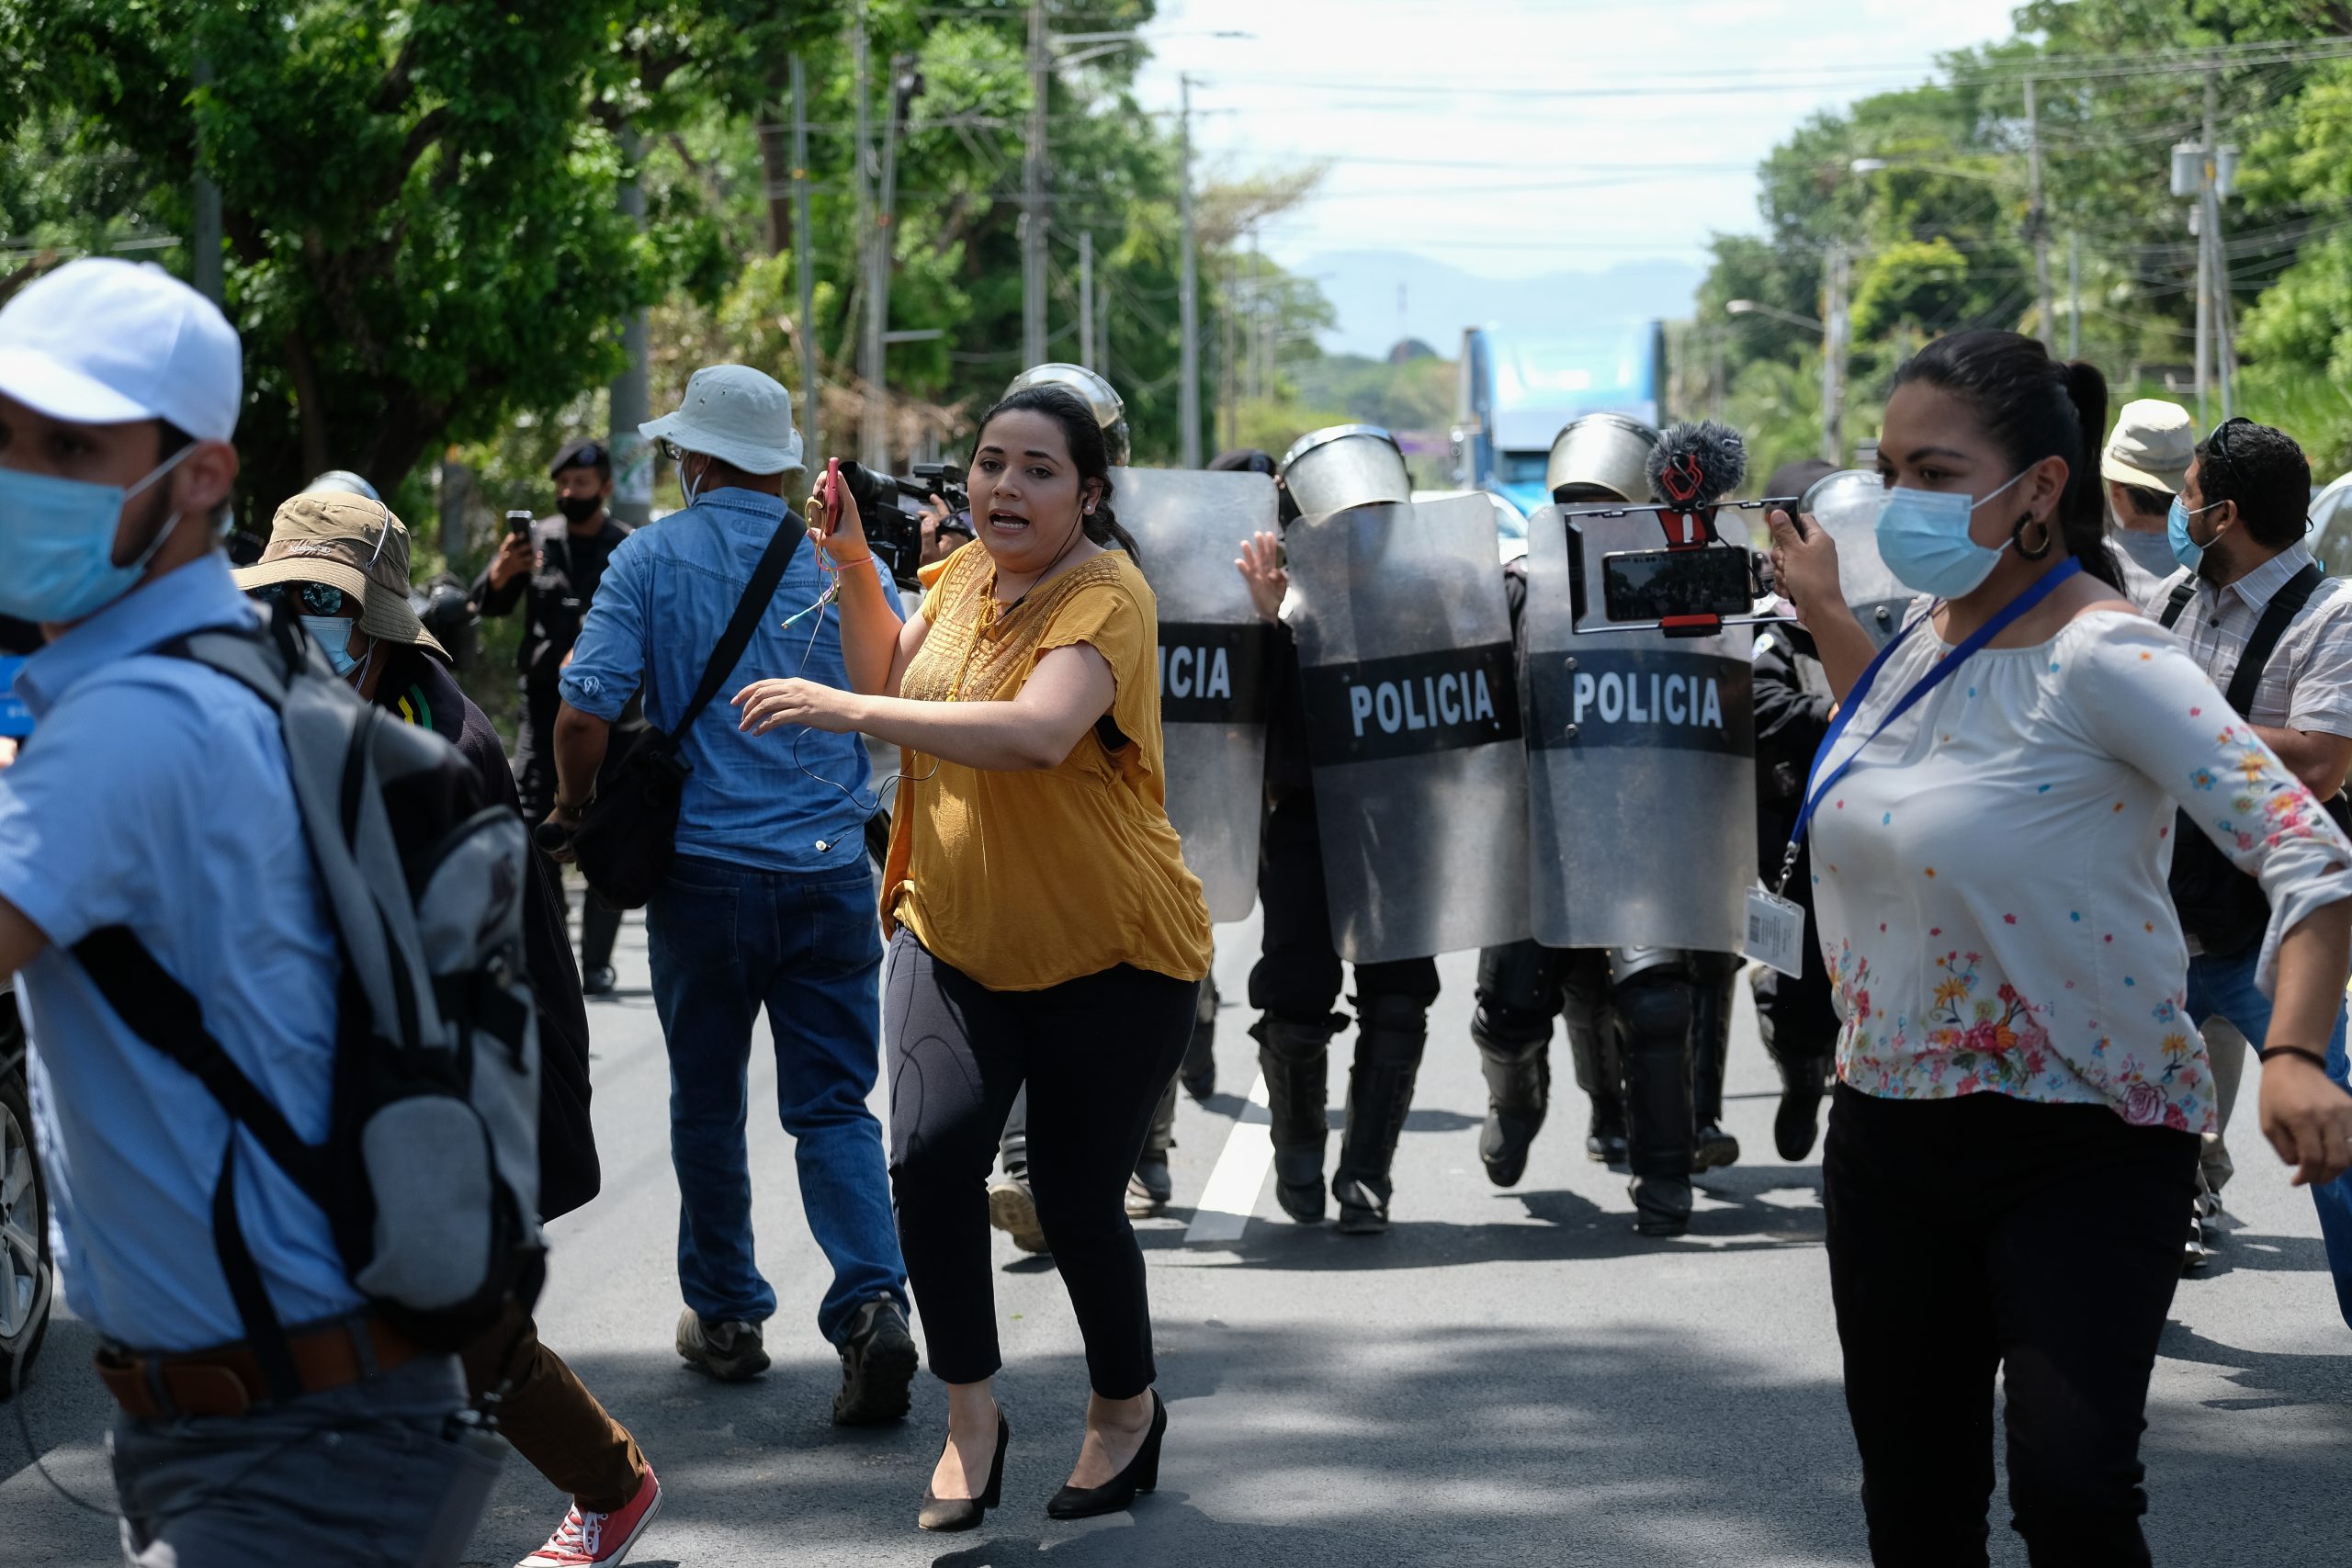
1280, 423, 1410, 518
1002, 363, 1129, 467
1544, 414, 1659, 505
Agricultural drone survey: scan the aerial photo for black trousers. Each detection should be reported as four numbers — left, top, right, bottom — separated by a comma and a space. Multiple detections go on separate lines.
1249, 791, 1438, 1021
1824, 1084, 2199, 1567
884, 929, 1195, 1395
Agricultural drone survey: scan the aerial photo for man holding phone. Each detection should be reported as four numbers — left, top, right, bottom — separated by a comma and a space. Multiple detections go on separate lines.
476, 438, 633, 992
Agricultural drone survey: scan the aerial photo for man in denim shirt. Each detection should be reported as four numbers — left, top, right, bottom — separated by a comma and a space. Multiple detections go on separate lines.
550, 364, 916, 1423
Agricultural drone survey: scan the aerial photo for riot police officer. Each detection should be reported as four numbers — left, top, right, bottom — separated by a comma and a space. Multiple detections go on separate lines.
1232, 425, 1443, 1235
1469, 415, 1754, 1235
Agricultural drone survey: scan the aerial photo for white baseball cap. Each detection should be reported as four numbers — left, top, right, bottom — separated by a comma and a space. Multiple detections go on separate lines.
640, 364, 805, 479
0, 257, 242, 442
2101, 398, 2195, 495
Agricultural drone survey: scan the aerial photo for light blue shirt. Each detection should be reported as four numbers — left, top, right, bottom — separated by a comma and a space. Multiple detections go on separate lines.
560, 486, 877, 873
0, 554, 361, 1350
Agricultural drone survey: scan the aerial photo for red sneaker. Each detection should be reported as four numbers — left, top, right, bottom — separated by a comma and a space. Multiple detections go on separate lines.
515, 1465, 662, 1567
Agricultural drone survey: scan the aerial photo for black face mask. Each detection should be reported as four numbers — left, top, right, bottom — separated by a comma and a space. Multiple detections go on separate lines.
556, 492, 603, 525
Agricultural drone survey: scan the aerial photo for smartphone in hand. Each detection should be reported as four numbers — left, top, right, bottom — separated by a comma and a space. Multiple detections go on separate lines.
506, 509, 535, 539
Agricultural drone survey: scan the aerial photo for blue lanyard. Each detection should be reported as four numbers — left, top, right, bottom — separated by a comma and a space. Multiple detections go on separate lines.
1777, 558, 2082, 891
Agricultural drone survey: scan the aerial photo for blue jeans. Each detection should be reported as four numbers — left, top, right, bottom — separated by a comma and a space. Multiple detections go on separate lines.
647, 854, 907, 1342
2185, 947, 2352, 1330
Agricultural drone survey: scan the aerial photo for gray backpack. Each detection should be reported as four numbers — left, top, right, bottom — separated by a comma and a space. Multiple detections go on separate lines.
74, 606, 541, 1382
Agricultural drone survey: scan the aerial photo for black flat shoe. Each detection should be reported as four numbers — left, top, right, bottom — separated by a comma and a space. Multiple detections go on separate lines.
1046, 1391, 1165, 1520
919, 1413, 1008, 1533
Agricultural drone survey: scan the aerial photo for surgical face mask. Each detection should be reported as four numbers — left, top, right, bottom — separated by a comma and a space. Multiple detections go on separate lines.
2168, 495, 2222, 574
679, 455, 707, 510
2110, 525, 2179, 580
300, 615, 364, 678
0, 445, 197, 623
1872, 468, 2030, 600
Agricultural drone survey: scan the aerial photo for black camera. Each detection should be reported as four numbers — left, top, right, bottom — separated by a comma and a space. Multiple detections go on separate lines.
836, 461, 972, 586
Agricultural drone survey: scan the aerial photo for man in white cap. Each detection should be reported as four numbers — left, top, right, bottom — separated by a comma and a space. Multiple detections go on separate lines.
551, 364, 918, 1422
0, 258, 499, 1562
2101, 396, 2197, 592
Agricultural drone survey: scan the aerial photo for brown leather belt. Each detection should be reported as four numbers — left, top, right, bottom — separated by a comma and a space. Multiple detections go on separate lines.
96, 1314, 423, 1420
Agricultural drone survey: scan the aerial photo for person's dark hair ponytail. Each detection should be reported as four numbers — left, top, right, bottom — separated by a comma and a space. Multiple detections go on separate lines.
1890, 329, 2122, 591
973, 384, 1143, 565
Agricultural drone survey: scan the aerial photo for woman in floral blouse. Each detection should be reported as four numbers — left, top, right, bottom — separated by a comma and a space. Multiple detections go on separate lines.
1768, 330, 2352, 1566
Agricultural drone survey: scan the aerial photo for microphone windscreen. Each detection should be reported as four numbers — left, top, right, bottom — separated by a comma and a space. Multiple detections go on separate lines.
1646, 420, 1749, 508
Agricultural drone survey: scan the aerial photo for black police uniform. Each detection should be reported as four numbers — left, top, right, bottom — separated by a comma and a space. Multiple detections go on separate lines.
1466, 558, 1738, 1234
1250, 620, 1440, 1233
1749, 620, 1840, 1158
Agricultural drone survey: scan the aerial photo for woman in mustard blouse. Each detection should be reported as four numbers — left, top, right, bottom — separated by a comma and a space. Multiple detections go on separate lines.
731, 386, 1212, 1533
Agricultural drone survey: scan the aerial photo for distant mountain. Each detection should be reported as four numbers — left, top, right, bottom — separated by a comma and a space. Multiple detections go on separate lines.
1298, 250, 1705, 359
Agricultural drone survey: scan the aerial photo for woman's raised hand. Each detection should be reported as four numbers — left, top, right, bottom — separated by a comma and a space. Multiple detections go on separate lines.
807, 459, 874, 569
733, 676, 865, 737
1765, 508, 1844, 626
1236, 530, 1288, 624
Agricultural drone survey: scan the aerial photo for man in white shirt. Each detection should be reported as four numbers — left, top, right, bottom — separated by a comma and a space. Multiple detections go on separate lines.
2143, 416, 2352, 1303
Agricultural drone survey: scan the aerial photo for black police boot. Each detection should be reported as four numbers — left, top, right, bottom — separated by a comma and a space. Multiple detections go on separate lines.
1333, 996, 1429, 1235
1566, 1027, 1628, 1166
1128, 1077, 1179, 1217
1690, 963, 1740, 1173
1181, 976, 1218, 1101
1253, 1013, 1336, 1223
1472, 1035, 1549, 1189
1615, 976, 1696, 1237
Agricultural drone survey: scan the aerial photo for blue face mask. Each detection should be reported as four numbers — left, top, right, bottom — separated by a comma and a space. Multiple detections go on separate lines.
1873, 468, 2030, 600
0, 446, 196, 623
2168, 494, 2221, 574
300, 614, 363, 678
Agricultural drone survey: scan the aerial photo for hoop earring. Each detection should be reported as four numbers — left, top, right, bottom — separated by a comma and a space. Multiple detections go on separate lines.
2015, 513, 2053, 559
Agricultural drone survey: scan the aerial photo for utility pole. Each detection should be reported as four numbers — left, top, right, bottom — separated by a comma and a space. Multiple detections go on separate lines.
2175, 67, 2238, 424
1820, 242, 1849, 467
1244, 228, 1262, 403
190, 56, 223, 307
2067, 231, 2081, 361
609, 127, 651, 527
1177, 73, 1202, 466
1817, 248, 1849, 466
1219, 254, 1238, 452
2025, 76, 2052, 350
1079, 230, 1097, 368
2197, 70, 2215, 424
1023, 0, 1049, 367
854, 12, 883, 469
790, 55, 820, 458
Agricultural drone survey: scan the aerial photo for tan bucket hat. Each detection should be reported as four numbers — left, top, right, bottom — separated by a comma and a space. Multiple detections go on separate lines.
2101, 399, 2196, 494
233, 491, 447, 660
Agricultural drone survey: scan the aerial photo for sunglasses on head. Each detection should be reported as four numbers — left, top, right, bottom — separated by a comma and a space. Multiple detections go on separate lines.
2203, 416, 2253, 483
252, 581, 355, 617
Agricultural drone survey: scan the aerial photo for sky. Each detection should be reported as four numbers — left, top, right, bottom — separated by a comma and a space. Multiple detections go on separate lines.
1133, 0, 2026, 351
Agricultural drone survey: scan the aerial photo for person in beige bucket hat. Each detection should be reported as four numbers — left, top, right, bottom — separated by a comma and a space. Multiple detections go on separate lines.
233, 489, 447, 676
2101, 397, 2196, 584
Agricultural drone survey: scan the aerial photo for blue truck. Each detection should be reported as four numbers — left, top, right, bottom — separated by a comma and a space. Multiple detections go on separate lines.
1451, 321, 1669, 521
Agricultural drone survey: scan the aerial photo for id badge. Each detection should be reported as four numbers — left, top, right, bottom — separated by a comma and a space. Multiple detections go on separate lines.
1744, 885, 1806, 978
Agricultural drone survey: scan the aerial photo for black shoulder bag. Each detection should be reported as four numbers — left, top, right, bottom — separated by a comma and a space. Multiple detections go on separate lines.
572, 517, 803, 908
2159, 562, 2351, 956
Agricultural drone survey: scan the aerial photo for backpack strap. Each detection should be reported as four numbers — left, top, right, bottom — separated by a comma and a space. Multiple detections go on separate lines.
2223, 561, 2324, 716
2159, 579, 2198, 630
667, 514, 806, 741
73, 926, 325, 1399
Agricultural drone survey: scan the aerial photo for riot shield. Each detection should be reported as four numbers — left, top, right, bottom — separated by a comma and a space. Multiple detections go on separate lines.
1801, 468, 1916, 647
1283, 493, 1531, 963
1116, 467, 1280, 921
1521, 503, 1757, 953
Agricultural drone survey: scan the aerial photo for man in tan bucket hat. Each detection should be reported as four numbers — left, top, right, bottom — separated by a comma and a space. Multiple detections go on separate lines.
234, 488, 667, 1566
233, 490, 446, 677
2101, 397, 2196, 588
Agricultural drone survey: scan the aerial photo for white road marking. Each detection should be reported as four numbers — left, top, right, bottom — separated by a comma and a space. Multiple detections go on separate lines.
1185, 1069, 1274, 1244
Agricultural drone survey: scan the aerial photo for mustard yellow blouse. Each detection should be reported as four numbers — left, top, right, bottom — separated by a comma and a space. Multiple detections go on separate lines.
881, 543, 1213, 991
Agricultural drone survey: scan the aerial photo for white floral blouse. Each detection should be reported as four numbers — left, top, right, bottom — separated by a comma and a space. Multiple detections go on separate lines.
1811, 608, 2352, 1134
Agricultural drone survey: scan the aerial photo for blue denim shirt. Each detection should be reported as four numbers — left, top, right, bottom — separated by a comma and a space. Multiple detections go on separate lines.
0, 555, 362, 1349
560, 486, 876, 874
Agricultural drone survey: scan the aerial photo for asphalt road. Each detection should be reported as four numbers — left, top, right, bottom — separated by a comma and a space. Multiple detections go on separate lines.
6, 897, 2347, 1567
